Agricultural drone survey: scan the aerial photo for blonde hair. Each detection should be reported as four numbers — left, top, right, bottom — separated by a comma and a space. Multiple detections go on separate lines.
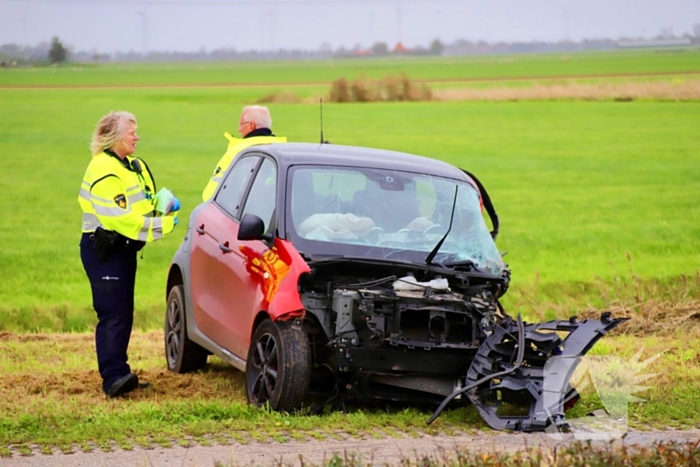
90, 111, 137, 155
241, 105, 272, 129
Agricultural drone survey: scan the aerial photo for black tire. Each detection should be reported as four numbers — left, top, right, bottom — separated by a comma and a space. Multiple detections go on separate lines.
165, 285, 208, 373
245, 319, 311, 412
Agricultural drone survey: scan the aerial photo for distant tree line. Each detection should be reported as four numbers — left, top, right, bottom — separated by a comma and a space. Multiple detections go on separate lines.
1, 26, 699, 65
48, 37, 67, 64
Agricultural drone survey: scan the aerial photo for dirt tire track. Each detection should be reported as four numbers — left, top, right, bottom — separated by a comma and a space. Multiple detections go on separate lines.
1, 71, 699, 90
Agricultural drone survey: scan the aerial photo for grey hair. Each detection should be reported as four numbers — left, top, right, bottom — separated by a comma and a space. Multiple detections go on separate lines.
90, 111, 137, 155
241, 105, 272, 129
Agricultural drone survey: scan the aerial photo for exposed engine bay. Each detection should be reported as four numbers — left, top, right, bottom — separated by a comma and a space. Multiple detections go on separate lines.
300, 259, 626, 431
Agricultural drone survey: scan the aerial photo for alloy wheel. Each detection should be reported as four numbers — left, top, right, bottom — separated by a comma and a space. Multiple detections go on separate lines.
249, 332, 279, 404
166, 297, 182, 368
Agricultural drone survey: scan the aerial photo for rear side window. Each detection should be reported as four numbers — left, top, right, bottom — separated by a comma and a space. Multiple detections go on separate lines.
215, 156, 260, 218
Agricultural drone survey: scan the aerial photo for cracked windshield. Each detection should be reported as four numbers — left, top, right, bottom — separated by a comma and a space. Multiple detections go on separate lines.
290, 166, 505, 274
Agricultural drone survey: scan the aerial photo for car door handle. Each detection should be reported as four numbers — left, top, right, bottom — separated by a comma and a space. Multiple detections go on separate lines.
219, 241, 231, 254
196, 224, 205, 235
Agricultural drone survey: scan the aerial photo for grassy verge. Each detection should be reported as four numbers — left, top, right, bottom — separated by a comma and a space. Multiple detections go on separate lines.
1, 330, 699, 452
236, 443, 700, 467
253, 443, 700, 467
0, 330, 481, 451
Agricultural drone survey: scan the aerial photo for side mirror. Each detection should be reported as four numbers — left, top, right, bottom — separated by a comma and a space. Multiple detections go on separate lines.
238, 213, 274, 243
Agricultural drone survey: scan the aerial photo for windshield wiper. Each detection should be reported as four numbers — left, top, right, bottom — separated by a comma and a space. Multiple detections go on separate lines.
425, 186, 458, 265
304, 254, 349, 265
305, 254, 396, 266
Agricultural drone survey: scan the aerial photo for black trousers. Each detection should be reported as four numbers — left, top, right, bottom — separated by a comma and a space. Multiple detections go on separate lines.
80, 233, 138, 393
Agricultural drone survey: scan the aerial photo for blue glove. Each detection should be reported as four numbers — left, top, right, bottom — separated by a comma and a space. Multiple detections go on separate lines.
171, 197, 181, 213
173, 216, 179, 227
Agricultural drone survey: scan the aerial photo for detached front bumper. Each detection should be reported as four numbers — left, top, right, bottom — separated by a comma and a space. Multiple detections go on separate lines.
466, 313, 628, 431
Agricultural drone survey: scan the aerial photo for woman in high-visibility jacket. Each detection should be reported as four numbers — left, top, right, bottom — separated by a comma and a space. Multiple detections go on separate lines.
78, 110, 179, 398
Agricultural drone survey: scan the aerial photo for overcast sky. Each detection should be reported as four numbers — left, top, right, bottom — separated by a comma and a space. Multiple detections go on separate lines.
1, 0, 699, 54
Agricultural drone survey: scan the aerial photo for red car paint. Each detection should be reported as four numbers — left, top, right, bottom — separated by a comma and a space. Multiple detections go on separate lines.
190, 203, 310, 359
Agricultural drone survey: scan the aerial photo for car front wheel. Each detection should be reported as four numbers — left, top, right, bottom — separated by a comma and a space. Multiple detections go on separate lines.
165, 285, 208, 373
246, 319, 311, 412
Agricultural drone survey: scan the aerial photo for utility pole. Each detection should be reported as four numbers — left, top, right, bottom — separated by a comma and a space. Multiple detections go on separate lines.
396, 4, 403, 45
259, 13, 265, 52
268, 10, 275, 52
136, 11, 149, 56
21, 15, 27, 47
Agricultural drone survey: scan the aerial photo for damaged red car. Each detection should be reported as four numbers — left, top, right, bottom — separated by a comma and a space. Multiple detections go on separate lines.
164, 142, 624, 431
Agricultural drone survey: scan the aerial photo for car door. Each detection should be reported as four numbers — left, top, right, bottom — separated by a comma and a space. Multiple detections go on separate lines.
189, 155, 260, 356
221, 157, 279, 358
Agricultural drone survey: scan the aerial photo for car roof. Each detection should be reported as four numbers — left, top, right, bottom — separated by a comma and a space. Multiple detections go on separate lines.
244, 142, 469, 181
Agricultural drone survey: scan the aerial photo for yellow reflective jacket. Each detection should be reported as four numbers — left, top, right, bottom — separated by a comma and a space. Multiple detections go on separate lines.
78, 151, 175, 242
202, 132, 287, 201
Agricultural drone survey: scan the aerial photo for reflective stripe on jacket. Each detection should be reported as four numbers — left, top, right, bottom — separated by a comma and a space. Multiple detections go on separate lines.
78, 152, 175, 242
201, 132, 287, 201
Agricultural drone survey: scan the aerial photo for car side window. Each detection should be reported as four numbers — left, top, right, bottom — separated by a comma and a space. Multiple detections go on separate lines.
215, 156, 260, 218
240, 158, 277, 232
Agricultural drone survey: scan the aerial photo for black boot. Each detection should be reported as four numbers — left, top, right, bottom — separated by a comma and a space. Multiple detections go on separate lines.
107, 373, 139, 398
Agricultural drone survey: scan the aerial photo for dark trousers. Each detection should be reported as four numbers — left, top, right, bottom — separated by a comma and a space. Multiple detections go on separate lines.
80, 233, 138, 393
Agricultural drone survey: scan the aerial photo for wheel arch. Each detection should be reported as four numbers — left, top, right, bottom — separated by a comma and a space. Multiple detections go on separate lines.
250, 309, 316, 338
250, 310, 273, 340
165, 281, 208, 373
166, 264, 184, 301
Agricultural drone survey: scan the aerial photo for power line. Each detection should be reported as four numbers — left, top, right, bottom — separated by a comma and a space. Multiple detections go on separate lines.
0, 0, 460, 4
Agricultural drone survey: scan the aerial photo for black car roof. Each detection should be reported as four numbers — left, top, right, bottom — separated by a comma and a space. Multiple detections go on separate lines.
243, 142, 470, 181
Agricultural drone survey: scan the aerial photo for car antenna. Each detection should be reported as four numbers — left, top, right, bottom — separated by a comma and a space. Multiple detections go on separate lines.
319, 97, 329, 145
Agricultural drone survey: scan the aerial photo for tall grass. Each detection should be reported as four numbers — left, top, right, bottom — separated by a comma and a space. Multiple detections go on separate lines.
329, 74, 432, 102
253, 442, 700, 467
434, 78, 700, 101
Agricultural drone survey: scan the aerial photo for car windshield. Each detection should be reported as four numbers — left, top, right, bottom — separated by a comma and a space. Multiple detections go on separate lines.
287, 166, 505, 275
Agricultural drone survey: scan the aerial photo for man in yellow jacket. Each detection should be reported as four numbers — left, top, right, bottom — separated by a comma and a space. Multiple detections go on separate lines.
78, 110, 179, 398
202, 105, 286, 201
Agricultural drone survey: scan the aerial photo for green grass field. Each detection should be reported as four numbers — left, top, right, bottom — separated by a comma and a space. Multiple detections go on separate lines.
1, 52, 700, 331
1, 49, 700, 87
1, 85, 699, 331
